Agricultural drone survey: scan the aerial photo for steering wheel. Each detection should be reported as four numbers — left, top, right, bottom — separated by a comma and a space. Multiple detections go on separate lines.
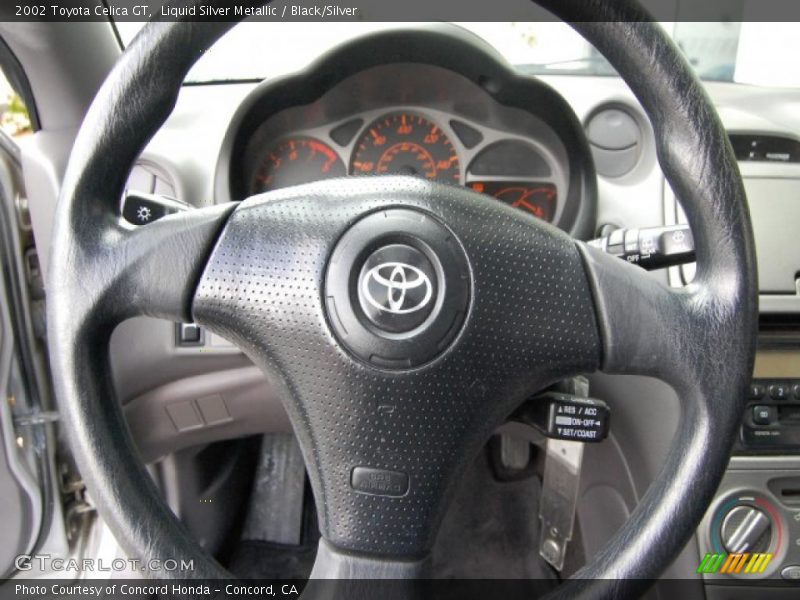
47, 1, 757, 597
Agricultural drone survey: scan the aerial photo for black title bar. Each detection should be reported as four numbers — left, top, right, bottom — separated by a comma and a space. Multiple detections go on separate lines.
3, 0, 800, 22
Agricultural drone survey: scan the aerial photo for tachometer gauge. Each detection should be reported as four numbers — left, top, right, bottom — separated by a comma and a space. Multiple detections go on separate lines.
252, 136, 346, 193
469, 181, 557, 222
350, 112, 461, 184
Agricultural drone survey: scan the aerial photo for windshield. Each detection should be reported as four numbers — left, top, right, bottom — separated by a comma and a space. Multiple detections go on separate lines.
114, 21, 800, 88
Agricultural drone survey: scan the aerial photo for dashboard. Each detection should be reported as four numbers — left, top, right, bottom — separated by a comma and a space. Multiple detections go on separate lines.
217, 28, 597, 239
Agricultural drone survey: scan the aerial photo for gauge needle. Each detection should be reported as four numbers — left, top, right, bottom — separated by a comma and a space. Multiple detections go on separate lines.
513, 198, 540, 215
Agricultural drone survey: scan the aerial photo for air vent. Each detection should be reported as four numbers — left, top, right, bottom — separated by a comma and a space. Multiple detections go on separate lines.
729, 134, 800, 163
585, 107, 643, 178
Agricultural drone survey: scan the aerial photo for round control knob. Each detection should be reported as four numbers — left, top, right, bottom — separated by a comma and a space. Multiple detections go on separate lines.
720, 505, 773, 554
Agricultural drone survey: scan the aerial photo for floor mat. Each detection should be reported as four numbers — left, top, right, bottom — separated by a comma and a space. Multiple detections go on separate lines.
228, 482, 320, 579
229, 441, 557, 588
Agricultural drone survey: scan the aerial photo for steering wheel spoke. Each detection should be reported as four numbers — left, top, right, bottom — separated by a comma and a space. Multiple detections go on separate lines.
577, 242, 694, 381
51, 203, 235, 333
115, 204, 236, 322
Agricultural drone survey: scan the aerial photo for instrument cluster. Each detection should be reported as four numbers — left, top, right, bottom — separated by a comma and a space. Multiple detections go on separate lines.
245, 106, 563, 224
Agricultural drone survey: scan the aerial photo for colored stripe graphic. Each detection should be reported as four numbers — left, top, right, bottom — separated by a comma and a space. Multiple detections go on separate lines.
697, 553, 725, 574
698, 553, 772, 574
754, 553, 772, 573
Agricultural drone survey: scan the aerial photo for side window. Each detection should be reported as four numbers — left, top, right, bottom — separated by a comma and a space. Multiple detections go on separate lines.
0, 68, 32, 139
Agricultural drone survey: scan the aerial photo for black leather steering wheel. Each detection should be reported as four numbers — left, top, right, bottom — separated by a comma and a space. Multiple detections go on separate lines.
47, 1, 757, 597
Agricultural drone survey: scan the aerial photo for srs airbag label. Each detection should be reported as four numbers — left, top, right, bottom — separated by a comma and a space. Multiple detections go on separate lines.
351, 466, 409, 496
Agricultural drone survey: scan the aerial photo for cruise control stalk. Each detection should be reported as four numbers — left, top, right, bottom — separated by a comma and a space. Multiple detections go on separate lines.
509, 378, 610, 571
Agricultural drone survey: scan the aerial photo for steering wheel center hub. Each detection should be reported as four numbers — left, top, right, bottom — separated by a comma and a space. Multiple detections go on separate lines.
325, 207, 470, 369
357, 244, 438, 332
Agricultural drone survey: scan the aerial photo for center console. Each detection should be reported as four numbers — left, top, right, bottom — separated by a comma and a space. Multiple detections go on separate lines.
698, 351, 800, 595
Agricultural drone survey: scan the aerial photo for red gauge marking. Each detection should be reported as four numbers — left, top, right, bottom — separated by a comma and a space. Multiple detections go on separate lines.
252, 136, 345, 193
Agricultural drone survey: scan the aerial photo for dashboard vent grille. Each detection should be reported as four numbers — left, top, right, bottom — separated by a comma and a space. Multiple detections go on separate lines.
585, 106, 643, 178
729, 134, 800, 163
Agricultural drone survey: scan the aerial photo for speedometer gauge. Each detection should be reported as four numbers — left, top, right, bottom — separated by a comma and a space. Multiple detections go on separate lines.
350, 112, 460, 184
252, 136, 345, 193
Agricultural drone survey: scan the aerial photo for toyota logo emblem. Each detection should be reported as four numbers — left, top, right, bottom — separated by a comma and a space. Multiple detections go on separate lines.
361, 262, 434, 315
